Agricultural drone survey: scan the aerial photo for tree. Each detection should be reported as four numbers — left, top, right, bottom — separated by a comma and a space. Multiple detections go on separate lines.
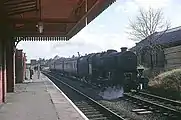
128, 7, 170, 68
128, 7, 170, 41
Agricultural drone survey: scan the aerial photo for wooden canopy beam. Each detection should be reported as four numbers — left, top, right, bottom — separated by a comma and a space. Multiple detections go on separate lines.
67, 0, 99, 36
3, 0, 117, 41
10, 18, 77, 24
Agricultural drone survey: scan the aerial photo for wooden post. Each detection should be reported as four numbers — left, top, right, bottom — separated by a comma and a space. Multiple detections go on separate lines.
6, 40, 15, 92
0, 1, 8, 101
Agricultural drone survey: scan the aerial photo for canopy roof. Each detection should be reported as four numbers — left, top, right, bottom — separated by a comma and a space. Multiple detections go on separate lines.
3, 0, 116, 41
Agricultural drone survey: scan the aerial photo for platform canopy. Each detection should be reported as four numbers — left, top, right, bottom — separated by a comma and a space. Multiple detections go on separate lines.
4, 0, 116, 41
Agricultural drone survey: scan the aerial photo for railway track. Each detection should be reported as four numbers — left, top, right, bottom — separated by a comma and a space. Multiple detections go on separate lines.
43, 72, 130, 120
50, 71, 100, 89
138, 91, 181, 109
124, 91, 181, 119
46, 71, 181, 119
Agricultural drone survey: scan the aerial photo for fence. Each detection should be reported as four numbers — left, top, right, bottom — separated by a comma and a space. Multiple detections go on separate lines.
164, 45, 181, 70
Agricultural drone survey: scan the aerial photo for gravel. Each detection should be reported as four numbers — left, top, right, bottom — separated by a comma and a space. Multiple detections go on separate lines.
56, 75, 103, 100
49, 72, 173, 120
99, 98, 169, 120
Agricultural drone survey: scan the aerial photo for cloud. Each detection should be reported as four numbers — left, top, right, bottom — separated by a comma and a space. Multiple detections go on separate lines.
114, 0, 138, 14
17, 41, 54, 62
48, 22, 135, 59
113, 0, 170, 15
52, 28, 135, 53
52, 40, 86, 49
134, 0, 170, 9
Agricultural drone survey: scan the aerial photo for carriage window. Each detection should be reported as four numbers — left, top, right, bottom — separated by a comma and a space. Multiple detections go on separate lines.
73, 63, 75, 69
66, 63, 68, 68
124, 73, 132, 80
72, 63, 74, 69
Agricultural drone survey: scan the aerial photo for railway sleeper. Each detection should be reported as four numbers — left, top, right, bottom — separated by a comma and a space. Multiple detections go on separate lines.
76, 105, 94, 109
78, 106, 97, 110
75, 101, 94, 104
81, 108, 98, 112
87, 114, 106, 118
83, 111, 101, 115
89, 117, 109, 120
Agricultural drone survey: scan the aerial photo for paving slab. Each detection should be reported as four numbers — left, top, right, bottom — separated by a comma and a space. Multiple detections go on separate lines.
0, 72, 88, 120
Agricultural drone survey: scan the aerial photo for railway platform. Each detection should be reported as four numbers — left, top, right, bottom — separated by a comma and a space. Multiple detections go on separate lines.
0, 72, 88, 120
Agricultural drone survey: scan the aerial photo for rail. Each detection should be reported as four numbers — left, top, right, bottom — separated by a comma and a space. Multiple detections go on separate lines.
124, 92, 181, 118
43, 71, 127, 120
139, 91, 181, 106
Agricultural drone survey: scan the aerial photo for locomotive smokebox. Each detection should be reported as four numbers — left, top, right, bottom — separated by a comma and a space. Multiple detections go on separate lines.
120, 47, 128, 52
137, 68, 144, 75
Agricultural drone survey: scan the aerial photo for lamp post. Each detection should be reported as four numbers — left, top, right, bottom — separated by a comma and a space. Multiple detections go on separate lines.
36, 22, 44, 34
137, 68, 144, 90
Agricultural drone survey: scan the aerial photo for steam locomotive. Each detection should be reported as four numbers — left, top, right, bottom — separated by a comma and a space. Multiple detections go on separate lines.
49, 47, 148, 92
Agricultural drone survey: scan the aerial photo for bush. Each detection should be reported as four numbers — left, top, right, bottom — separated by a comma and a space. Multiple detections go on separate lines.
149, 68, 181, 99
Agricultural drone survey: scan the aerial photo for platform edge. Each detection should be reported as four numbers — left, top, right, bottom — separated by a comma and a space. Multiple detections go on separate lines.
44, 74, 89, 120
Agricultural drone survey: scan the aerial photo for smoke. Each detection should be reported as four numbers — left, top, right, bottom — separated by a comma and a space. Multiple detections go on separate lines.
98, 86, 124, 100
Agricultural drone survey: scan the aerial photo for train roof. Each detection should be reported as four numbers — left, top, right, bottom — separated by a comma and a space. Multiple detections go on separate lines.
78, 53, 95, 61
63, 58, 78, 62
101, 50, 136, 58
54, 49, 134, 62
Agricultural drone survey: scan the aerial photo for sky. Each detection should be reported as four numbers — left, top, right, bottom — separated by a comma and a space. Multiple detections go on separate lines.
17, 0, 181, 62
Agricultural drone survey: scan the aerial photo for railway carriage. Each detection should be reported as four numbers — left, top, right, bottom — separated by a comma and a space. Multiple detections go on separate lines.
63, 58, 78, 76
49, 62, 55, 70
49, 47, 147, 92
54, 59, 64, 72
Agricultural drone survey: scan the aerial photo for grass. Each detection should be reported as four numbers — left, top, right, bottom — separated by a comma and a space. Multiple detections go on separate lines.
148, 68, 181, 99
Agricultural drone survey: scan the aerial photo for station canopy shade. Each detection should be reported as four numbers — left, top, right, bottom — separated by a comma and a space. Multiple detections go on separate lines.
4, 0, 116, 41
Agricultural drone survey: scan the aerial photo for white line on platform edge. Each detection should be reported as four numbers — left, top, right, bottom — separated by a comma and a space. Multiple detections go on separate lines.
44, 74, 89, 120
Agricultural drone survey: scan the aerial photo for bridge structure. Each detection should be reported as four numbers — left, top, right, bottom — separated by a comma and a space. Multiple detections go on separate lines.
0, 0, 116, 103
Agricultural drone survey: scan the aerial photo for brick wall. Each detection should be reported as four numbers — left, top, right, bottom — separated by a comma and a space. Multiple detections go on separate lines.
164, 45, 181, 70
3, 68, 6, 102
0, 66, 2, 104
6, 40, 15, 92
0, 40, 4, 104
23, 53, 26, 80
0, 40, 7, 104
15, 49, 24, 83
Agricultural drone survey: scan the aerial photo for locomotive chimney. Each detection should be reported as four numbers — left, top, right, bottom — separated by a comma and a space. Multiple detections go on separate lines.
77, 52, 80, 57
120, 47, 127, 52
